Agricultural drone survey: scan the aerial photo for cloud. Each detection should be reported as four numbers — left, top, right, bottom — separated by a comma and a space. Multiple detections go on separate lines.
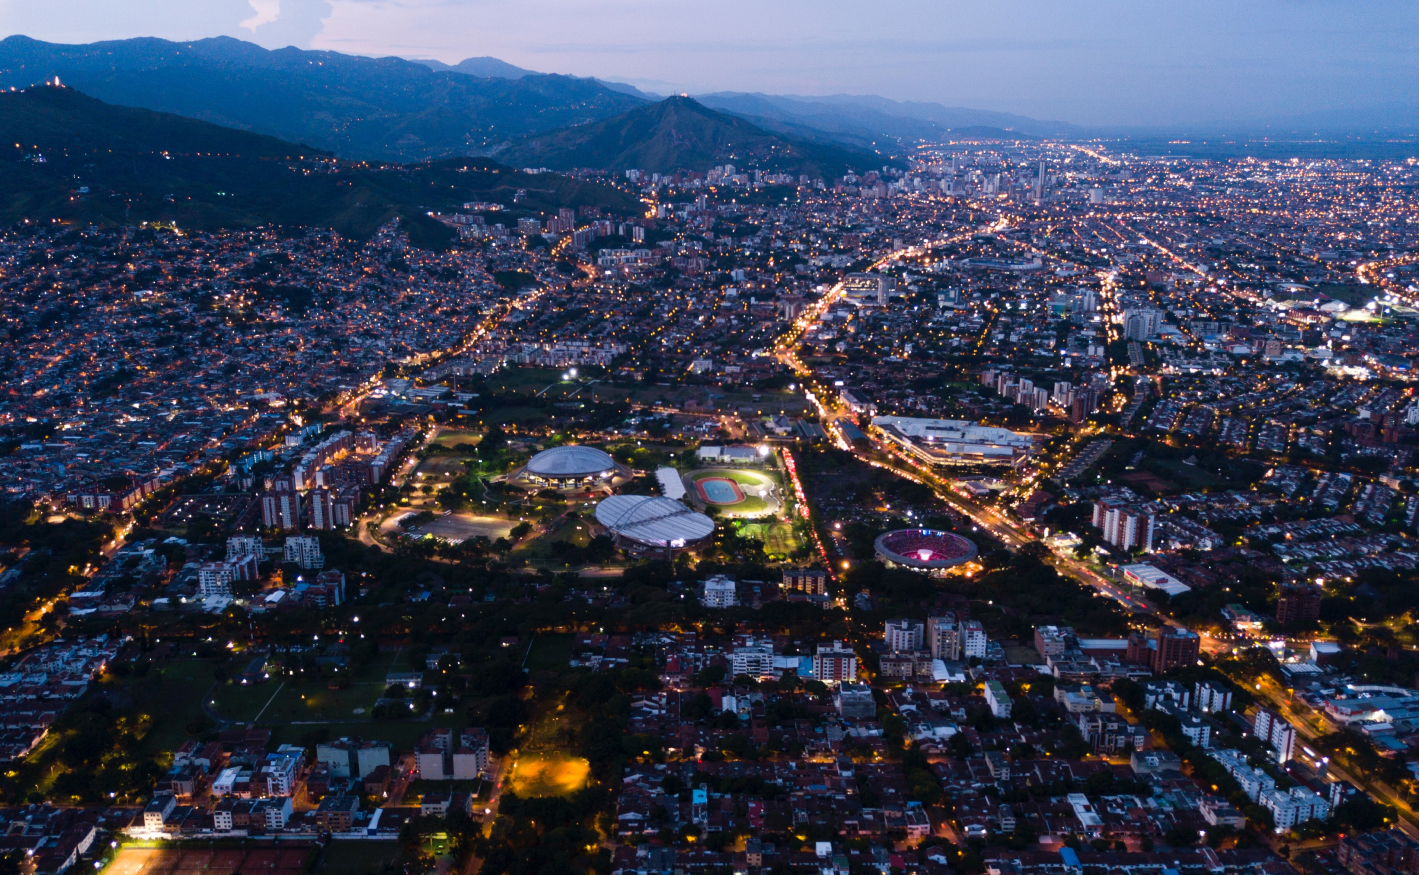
240, 0, 281, 31
247, 0, 332, 49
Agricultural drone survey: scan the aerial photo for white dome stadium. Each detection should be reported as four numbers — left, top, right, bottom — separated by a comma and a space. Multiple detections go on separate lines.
595, 495, 715, 551
513, 445, 627, 491
525, 445, 618, 478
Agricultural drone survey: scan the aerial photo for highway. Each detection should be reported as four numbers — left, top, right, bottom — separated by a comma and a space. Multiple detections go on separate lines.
769, 229, 1190, 623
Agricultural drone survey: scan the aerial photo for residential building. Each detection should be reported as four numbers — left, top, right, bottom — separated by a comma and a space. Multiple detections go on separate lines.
1076, 711, 1148, 754
1034, 625, 1076, 660
261, 491, 302, 531
884, 619, 925, 653
1277, 582, 1323, 626
813, 640, 858, 685
1151, 626, 1201, 673
143, 794, 176, 830
927, 614, 961, 661
1254, 708, 1297, 763
260, 796, 293, 830
782, 568, 827, 595
1337, 830, 1419, 875
730, 640, 775, 679
416, 745, 447, 781
984, 681, 1012, 718
961, 620, 987, 660
283, 536, 325, 570
837, 683, 875, 720
315, 795, 361, 833
1260, 786, 1330, 832
701, 575, 738, 608
1195, 681, 1233, 714
1093, 498, 1155, 552
1211, 748, 1276, 801
453, 729, 491, 780
198, 562, 236, 599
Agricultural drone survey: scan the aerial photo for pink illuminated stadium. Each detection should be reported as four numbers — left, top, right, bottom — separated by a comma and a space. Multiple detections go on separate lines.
873, 528, 978, 571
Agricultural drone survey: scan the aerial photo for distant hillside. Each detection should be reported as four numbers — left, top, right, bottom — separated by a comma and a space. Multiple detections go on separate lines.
696, 92, 1077, 144
414, 56, 536, 79
497, 96, 890, 177
0, 35, 647, 162
0, 85, 640, 244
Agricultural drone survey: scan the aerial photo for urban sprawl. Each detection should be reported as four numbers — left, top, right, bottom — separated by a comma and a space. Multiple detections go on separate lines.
2, 142, 1419, 875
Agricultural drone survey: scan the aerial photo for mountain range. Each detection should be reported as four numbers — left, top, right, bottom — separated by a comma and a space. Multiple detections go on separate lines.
0, 35, 1081, 164
694, 92, 1079, 145
496, 96, 890, 177
0, 84, 639, 243
0, 35, 647, 163
412, 56, 535, 79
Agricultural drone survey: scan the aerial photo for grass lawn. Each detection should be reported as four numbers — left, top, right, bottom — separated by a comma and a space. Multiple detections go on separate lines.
211, 649, 413, 724
544, 518, 594, 547
430, 429, 482, 449
524, 634, 573, 673
737, 520, 801, 556
1003, 644, 1041, 666
413, 455, 473, 479
1145, 457, 1229, 490
139, 659, 217, 754
481, 405, 567, 426
250, 681, 388, 724
486, 367, 566, 394
318, 840, 403, 875
513, 516, 594, 563
209, 675, 291, 724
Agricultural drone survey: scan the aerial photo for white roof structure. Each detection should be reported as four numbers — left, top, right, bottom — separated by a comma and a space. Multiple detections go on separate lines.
873, 416, 1036, 451
656, 467, 686, 500
1120, 563, 1190, 596
524, 445, 617, 477
595, 495, 714, 547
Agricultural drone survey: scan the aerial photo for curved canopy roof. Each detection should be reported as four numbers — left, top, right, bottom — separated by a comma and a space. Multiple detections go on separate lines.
525, 445, 618, 477
595, 495, 714, 545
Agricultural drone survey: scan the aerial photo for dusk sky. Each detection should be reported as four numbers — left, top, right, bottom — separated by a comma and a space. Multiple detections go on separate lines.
1, 0, 1415, 127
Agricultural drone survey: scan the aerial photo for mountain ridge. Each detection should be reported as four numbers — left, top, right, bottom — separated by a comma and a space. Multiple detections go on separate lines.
495, 95, 892, 177
0, 84, 640, 244
0, 35, 648, 163
413, 56, 536, 79
695, 91, 1076, 144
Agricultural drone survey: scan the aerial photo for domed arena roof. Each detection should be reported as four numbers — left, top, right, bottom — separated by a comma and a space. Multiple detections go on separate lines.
874, 528, 977, 570
595, 495, 715, 546
524, 445, 618, 478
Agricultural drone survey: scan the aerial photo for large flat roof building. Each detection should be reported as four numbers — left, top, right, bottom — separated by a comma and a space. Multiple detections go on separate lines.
871, 416, 1038, 467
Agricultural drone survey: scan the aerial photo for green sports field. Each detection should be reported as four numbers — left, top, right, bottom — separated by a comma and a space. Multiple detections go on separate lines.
683, 469, 782, 518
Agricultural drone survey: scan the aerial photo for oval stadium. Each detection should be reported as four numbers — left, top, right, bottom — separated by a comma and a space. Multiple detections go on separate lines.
874, 528, 977, 572
595, 495, 715, 556
512, 445, 627, 491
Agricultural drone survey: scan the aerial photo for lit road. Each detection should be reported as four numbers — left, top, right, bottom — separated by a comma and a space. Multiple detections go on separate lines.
770, 225, 1184, 623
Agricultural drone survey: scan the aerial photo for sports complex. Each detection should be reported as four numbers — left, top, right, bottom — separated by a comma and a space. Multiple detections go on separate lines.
509, 445, 630, 492
595, 494, 716, 556
682, 469, 782, 518
874, 528, 978, 574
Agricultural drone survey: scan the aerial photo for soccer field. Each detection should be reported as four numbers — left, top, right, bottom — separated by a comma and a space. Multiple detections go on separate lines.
684, 469, 782, 517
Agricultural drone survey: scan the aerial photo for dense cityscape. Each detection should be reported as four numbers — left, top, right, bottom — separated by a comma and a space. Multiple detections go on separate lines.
5, 85, 1419, 875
